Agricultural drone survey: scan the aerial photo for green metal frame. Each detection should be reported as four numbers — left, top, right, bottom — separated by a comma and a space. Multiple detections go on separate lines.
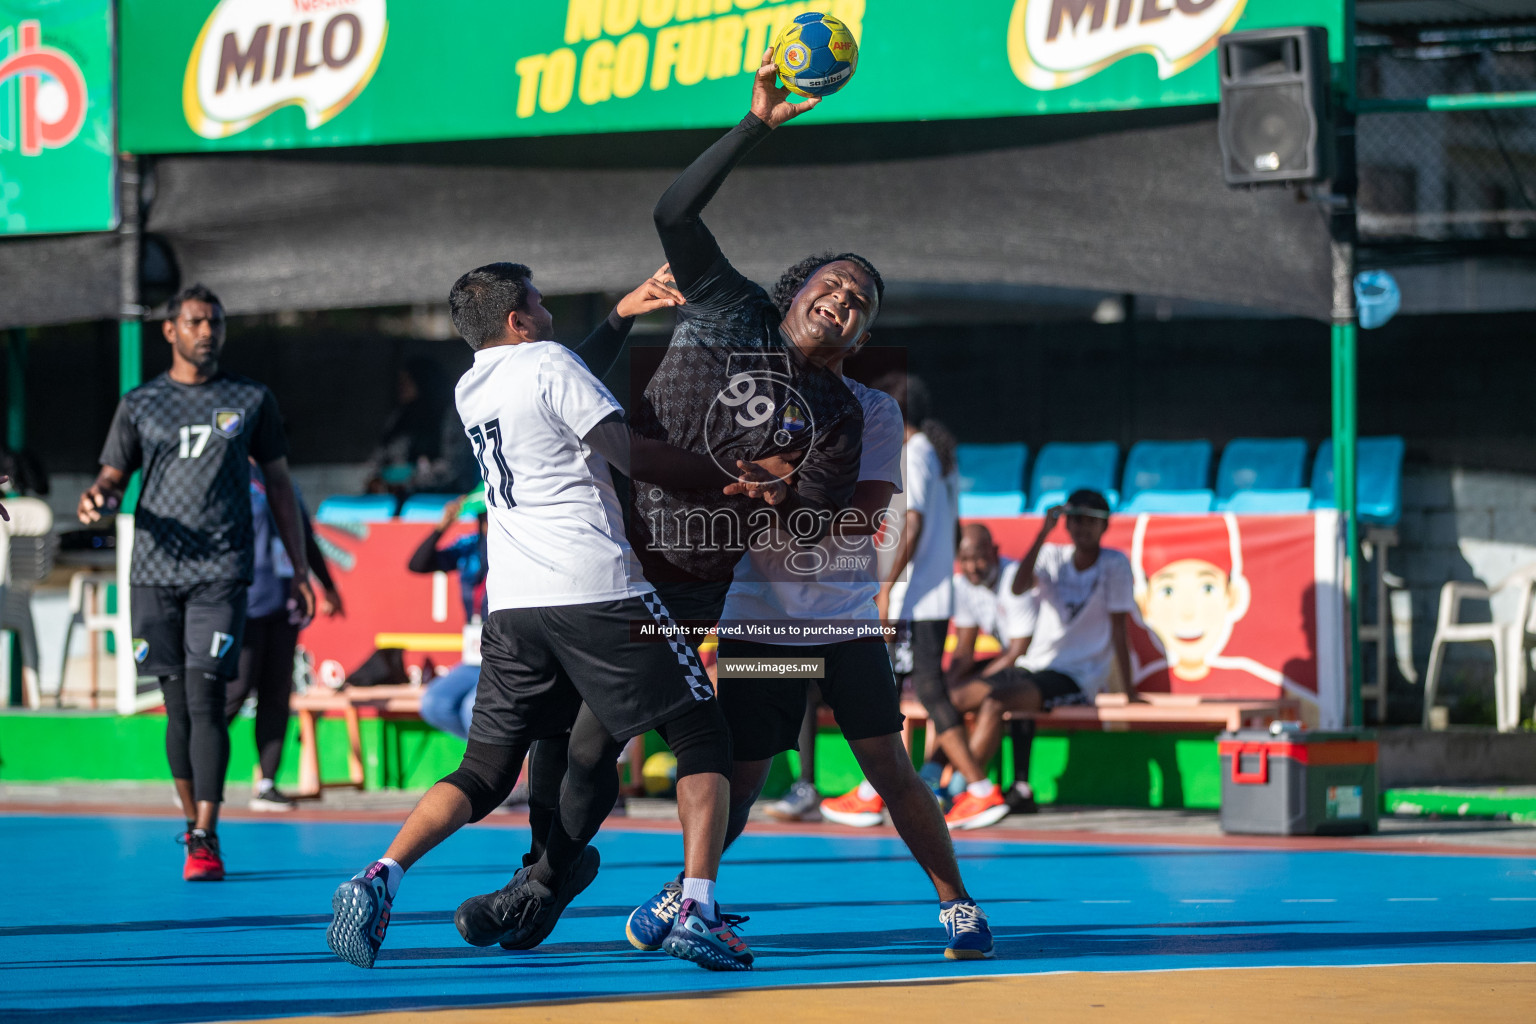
1359, 91, 1536, 114
1334, 0, 1363, 728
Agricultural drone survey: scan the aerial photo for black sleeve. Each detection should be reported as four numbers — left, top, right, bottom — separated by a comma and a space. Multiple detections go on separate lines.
98, 398, 142, 473
572, 308, 635, 381
653, 113, 775, 306
779, 404, 864, 526
303, 512, 336, 592
407, 529, 456, 574
251, 388, 289, 464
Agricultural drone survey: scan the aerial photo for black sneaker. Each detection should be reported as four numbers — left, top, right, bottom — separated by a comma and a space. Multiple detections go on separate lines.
453, 845, 600, 950
1006, 785, 1039, 815
249, 787, 297, 812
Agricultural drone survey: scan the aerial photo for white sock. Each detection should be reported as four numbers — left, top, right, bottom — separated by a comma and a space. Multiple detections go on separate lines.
257, 778, 275, 795
681, 877, 716, 917
855, 780, 879, 801
378, 857, 405, 900
966, 779, 999, 799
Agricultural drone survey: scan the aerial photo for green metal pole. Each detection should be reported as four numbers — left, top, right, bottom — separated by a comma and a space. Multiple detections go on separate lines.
4, 329, 24, 706
1333, 0, 1364, 728
119, 157, 143, 514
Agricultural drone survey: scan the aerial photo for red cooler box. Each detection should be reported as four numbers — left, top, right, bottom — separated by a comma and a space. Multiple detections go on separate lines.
1218, 730, 1379, 836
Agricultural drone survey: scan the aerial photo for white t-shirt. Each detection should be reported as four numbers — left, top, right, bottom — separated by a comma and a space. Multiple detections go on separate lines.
1020, 544, 1134, 694
952, 558, 1039, 664
720, 378, 904, 645
888, 431, 957, 623
453, 341, 651, 611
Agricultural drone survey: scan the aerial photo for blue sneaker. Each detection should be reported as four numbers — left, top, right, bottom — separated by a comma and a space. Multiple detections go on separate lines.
625, 874, 683, 951
660, 898, 754, 971
328, 862, 393, 968
941, 899, 994, 960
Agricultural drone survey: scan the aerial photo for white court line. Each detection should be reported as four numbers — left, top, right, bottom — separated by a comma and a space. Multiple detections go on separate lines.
1387, 897, 1437, 901
1282, 899, 1337, 903
1490, 897, 1536, 901
1180, 899, 1235, 903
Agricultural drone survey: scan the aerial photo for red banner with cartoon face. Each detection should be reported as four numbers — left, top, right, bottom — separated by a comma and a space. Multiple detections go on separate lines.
974, 514, 1335, 711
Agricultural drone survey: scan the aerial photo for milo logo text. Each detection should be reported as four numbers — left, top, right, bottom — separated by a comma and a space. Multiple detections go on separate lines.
1009, 0, 1247, 90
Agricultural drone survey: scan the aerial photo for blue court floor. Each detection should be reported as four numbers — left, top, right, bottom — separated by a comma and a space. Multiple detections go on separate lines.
1, 814, 1533, 1023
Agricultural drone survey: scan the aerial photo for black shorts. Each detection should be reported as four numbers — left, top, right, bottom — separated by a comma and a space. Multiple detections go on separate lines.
891, 619, 947, 681
468, 593, 716, 747
716, 638, 906, 761
989, 666, 1090, 710
650, 577, 732, 655
131, 580, 248, 679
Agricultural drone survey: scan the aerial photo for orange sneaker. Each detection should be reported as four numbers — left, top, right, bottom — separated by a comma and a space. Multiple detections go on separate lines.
819, 786, 885, 827
944, 786, 1010, 831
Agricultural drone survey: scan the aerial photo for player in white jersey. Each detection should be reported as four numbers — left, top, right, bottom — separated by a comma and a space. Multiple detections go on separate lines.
624, 351, 995, 960
329, 264, 780, 973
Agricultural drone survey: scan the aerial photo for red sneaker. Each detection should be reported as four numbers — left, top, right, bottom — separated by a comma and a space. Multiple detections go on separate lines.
819, 786, 885, 827
944, 786, 1011, 831
181, 829, 225, 881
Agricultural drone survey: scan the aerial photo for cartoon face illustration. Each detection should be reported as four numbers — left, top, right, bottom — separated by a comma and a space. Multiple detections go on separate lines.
1133, 514, 1251, 682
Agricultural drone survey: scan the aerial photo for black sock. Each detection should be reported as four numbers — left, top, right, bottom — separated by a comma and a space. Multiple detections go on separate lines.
1009, 719, 1036, 790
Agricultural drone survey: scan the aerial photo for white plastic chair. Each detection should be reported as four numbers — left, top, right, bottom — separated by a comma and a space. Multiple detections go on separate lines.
1422, 564, 1536, 732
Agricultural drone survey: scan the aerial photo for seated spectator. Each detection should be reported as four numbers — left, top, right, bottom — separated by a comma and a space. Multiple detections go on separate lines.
409, 490, 488, 739
225, 460, 342, 810
366, 356, 478, 498
1004, 489, 1137, 812
941, 523, 1038, 801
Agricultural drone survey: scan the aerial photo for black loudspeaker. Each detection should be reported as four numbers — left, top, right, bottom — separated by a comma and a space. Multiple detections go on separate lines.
1218, 27, 1334, 186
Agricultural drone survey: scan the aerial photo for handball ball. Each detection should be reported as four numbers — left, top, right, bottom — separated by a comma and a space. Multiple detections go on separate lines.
773, 12, 858, 98
642, 751, 678, 797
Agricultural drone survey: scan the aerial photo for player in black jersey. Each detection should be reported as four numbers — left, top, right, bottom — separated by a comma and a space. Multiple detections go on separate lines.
624, 51, 879, 635
79, 284, 313, 882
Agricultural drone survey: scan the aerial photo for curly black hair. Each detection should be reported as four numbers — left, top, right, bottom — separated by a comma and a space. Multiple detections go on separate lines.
771, 252, 885, 318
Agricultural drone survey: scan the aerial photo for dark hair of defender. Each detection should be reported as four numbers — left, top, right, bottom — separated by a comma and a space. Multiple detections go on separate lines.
771, 251, 885, 318
449, 262, 533, 350
166, 283, 223, 322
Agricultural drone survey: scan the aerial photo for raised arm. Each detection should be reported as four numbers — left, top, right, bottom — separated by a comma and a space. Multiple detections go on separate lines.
654, 51, 820, 293
1011, 506, 1064, 595
573, 266, 685, 380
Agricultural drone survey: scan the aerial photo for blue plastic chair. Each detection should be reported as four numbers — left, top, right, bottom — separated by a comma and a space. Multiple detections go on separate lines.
1119, 490, 1215, 515
959, 492, 1026, 518
956, 443, 1028, 495
1310, 436, 1406, 526
1216, 488, 1314, 514
1029, 442, 1120, 513
314, 495, 397, 524
1121, 440, 1212, 504
1216, 438, 1309, 499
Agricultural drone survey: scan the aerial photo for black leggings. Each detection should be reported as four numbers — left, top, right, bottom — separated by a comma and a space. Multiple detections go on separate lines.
224, 611, 299, 781
905, 619, 962, 734
163, 672, 231, 804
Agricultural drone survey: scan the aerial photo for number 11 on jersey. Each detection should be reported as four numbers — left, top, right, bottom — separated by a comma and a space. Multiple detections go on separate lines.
468, 418, 515, 508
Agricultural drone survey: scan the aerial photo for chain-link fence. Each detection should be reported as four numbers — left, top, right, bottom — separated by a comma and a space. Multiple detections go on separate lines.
1358, 33, 1536, 244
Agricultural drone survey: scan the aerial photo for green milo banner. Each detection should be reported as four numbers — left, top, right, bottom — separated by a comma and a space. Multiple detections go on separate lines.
121, 0, 1345, 154
0, 0, 114, 235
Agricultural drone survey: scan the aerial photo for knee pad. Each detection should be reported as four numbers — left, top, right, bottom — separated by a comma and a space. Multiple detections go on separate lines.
441, 739, 523, 822
659, 699, 733, 780
912, 673, 962, 734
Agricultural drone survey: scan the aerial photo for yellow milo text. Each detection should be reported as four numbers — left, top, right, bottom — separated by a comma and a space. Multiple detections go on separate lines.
514, 0, 865, 118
